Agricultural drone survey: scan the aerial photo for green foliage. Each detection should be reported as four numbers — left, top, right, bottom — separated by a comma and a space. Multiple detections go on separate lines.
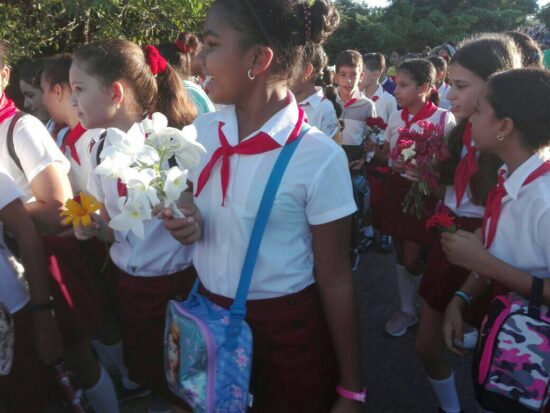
0, 0, 212, 64
539, 4, 550, 28
326, 0, 538, 61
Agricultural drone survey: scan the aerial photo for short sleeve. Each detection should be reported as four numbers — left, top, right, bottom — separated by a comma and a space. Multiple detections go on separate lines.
13, 115, 69, 182
443, 111, 457, 137
319, 104, 340, 139
0, 170, 23, 210
306, 148, 357, 225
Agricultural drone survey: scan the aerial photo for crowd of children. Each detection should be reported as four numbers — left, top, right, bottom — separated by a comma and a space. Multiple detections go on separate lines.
1, 1, 550, 413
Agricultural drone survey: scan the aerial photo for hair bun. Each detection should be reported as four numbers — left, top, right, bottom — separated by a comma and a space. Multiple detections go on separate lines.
309, 0, 340, 44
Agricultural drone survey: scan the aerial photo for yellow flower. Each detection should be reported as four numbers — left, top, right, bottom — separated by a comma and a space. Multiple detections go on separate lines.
60, 192, 102, 228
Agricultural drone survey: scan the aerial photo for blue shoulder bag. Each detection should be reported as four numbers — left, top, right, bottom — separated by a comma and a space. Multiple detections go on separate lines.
165, 126, 308, 413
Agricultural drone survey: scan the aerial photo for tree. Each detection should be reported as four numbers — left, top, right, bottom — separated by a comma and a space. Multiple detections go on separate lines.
325, 0, 538, 61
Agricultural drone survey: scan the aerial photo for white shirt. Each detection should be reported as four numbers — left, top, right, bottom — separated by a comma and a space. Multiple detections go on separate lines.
87, 125, 193, 277
0, 113, 69, 202
336, 88, 376, 146
487, 153, 550, 279
444, 145, 486, 218
438, 83, 451, 110
299, 88, 339, 139
370, 85, 398, 123
385, 106, 456, 167
0, 168, 29, 314
63, 128, 104, 194
189, 96, 357, 299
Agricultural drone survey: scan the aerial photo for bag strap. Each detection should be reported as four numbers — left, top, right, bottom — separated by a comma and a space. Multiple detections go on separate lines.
222, 125, 310, 349
6, 112, 26, 172
528, 276, 544, 319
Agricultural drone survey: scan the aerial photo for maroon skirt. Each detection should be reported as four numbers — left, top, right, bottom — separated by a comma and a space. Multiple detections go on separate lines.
44, 235, 104, 347
419, 215, 489, 327
0, 307, 60, 413
199, 283, 339, 413
116, 266, 196, 408
379, 172, 437, 245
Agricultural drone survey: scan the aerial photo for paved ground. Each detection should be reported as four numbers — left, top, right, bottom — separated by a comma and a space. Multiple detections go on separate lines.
121, 247, 486, 413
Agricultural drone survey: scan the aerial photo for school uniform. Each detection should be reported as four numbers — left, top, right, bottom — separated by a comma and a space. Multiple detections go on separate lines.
0, 168, 59, 413
190, 93, 356, 412
486, 153, 550, 279
420, 122, 488, 323
335, 88, 376, 162
380, 102, 455, 244
438, 82, 451, 110
0, 102, 99, 347
298, 87, 339, 139
370, 84, 398, 123
87, 120, 196, 407
183, 79, 215, 115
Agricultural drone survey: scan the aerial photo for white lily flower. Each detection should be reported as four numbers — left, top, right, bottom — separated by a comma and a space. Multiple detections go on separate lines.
109, 197, 151, 239
141, 112, 168, 135
171, 125, 206, 169
95, 153, 133, 178
163, 167, 188, 204
124, 168, 161, 210
102, 124, 159, 166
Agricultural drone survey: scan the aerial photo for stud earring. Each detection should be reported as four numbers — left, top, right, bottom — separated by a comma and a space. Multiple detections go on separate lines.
496, 134, 505, 141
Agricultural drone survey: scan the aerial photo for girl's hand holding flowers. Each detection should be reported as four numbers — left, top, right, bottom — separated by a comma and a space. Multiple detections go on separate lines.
441, 230, 487, 272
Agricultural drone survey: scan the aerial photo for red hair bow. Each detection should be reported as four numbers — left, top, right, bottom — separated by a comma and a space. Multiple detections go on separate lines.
175, 39, 190, 54
144, 45, 168, 75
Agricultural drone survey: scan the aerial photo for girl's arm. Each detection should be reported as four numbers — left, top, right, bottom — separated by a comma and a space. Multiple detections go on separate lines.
442, 230, 550, 304
311, 216, 362, 411
1, 198, 62, 365
26, 163, 73, 235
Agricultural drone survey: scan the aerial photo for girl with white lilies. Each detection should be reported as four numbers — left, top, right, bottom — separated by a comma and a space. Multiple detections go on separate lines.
70, 39, 201, 413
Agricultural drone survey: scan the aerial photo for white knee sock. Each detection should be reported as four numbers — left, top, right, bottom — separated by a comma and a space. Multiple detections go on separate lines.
84, 365, 120, 413
92, 340, 140, 389
428, 372, 461, 413
396, 264, 416, 315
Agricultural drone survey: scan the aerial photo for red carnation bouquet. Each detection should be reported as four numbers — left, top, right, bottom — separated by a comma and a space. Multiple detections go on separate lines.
425, 212, 456, 233
365, 116, 387, 162
390, 121, 449, 219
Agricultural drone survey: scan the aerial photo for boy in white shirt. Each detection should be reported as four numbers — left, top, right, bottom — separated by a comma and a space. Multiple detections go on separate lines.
360, 53, 398, 123
428, 55, 451, 110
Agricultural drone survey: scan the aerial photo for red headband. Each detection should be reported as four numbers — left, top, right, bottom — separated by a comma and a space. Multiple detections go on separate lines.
144, 45, 167, 75
175, 39, 190, 54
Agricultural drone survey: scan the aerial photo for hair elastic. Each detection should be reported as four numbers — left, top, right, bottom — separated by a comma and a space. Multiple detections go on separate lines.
144, 45, 168, 75
175, 39, 191, 54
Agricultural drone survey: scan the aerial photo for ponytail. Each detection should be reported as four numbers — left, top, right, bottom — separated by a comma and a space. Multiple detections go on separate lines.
155, 64, 196, 129
429, 86, 439, 106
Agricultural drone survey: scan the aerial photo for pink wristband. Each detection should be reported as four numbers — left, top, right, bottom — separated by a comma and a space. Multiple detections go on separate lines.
336, 384, 367, 402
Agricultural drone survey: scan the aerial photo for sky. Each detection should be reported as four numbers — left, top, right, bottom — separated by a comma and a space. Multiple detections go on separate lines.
358, 0, 550, 7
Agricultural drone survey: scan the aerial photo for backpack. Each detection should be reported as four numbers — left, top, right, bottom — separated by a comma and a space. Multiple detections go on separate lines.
473, 277, 550, 412
0, 301, 14, 376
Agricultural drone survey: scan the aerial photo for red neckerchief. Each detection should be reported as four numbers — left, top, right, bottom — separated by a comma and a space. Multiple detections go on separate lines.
0, 93, 18, 124
344, 98, 358, 108
195, 107, 306, 206
60, 123, 86, 165
482, 161, 550, 248
372, 95, 380, 102
454, 122, 478, 208
400, 101, 438, 129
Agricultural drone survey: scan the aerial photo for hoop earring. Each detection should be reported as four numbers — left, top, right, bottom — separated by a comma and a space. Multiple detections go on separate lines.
247, 68, 255, 81
496, 134, 505, 142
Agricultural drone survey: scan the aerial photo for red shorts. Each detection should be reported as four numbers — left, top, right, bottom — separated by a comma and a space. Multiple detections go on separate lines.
116, 266, 197, 408
44, 236, 103, 347
379, 172, 436, 245
199, 283, 339, 413
0, 307, 60, 413
419, 215, 490, 326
